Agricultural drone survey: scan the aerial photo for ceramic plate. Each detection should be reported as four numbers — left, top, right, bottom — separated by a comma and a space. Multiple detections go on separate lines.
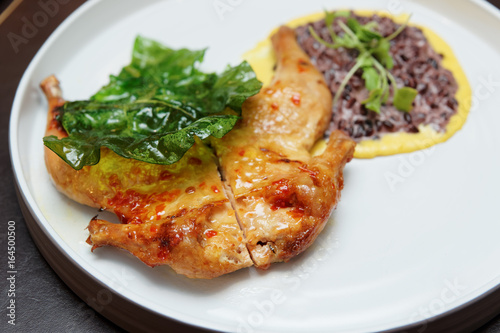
10, 0, 500, 331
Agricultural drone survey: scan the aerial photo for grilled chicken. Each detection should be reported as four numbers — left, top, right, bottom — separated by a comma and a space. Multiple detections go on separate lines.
41, 25, 354, 278
41, 76, 252, 279
213, 26, 355, 268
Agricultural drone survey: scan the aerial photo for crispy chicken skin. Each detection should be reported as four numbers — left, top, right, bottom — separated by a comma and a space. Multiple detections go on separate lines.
213, 27, 355, 269
41, 76, 252, 279
41, 26, 354, 278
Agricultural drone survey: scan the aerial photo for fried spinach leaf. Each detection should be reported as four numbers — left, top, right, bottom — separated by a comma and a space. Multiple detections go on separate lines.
44, 36, 262, 170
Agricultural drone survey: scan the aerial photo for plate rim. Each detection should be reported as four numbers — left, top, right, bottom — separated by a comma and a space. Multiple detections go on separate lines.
9, 0, 500, 332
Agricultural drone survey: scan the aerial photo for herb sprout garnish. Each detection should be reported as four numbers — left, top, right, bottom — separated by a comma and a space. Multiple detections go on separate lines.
309, 10, 418, 113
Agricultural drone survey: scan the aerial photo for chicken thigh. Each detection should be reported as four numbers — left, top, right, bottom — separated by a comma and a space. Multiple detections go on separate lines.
213, 26, 355, 268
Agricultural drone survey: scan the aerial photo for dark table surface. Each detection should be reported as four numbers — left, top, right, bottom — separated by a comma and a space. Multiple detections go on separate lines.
1, 1, 500, 332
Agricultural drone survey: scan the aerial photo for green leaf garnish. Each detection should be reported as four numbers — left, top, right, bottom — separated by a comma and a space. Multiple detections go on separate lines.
361, 67, 380, 91
44, 115, 240, 170
310, 11, 415, 113
43, 36, 262, 170
393, 87, 418, 112
363, 88, 384, 113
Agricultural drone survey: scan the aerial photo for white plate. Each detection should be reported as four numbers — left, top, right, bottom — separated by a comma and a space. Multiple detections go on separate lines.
10, 0, 500, 332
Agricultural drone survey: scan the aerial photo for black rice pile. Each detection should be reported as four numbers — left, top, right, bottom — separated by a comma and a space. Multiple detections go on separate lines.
295, 13, 459, 141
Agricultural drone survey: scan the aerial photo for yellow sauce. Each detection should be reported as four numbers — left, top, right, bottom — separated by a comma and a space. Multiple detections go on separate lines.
243, 11, 472, 158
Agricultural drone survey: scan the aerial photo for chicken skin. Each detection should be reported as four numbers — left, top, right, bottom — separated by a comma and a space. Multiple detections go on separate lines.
41, 26, 354, 278
41, 76, 252, 279
213, 26, 355, 268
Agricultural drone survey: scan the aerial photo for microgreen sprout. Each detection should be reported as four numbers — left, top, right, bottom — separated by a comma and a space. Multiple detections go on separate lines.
309, 11, 417, 113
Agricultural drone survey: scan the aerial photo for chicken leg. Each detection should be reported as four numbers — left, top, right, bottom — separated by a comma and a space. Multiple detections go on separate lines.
213, 26, 356, 268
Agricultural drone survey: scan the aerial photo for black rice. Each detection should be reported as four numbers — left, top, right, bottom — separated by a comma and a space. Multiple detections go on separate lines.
295, 12, 459, 141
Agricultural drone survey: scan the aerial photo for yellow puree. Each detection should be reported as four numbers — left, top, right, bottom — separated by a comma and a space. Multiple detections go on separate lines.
243, 11, 472, 158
